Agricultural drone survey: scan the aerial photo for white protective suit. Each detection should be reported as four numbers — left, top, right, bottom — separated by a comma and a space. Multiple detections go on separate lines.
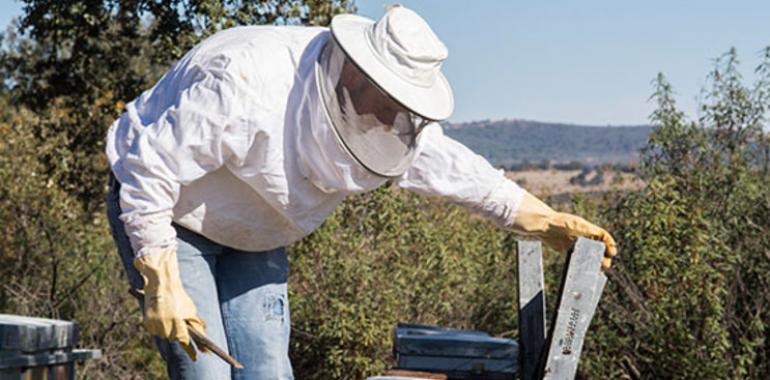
105, 26, 525, 257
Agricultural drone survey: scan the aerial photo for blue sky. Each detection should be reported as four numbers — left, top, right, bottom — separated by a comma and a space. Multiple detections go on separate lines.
2, 1, 769, 125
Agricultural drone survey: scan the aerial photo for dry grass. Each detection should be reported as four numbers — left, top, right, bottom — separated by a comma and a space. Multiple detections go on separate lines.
506, 169, 645, 199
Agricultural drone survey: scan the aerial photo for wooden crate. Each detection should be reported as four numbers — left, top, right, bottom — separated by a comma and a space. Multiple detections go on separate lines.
0, 315, 100, 380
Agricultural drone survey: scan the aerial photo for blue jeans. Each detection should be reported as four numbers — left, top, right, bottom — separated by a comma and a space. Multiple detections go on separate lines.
106, 178, 294, 380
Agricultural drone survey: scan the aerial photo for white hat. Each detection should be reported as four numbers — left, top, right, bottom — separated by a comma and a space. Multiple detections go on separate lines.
330, 5, 454, 121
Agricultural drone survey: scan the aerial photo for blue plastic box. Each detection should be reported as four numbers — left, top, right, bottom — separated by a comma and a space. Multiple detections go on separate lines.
393, 323, 518, 380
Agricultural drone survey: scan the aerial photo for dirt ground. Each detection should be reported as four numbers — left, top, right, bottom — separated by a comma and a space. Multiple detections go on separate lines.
506, 169, 645, 199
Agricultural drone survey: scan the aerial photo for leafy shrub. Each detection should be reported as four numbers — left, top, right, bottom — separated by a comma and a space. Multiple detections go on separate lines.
581, 49, 770, 379
0, 101, 165, 379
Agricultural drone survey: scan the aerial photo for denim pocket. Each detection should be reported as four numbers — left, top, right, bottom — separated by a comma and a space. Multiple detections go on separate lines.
263, 293, 286, 323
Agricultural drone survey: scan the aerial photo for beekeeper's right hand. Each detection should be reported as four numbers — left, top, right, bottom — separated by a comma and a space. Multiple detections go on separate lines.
133, 247, 207, 360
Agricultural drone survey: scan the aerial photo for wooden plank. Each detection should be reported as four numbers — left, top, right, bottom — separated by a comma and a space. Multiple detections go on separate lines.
589, 273, 608, 326
517, 240, 547, 380
0, 314, 77, 352
539, 238, 606, 380
397, 354, 517, 375
383, 370, 447, 379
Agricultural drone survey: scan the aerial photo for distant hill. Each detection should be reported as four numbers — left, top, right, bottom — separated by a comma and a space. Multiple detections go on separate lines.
443, 119, 652, 167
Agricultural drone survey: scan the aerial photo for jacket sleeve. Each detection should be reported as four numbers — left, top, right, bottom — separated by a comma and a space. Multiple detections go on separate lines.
396, 123, 526, 229
109, 58, 250, 258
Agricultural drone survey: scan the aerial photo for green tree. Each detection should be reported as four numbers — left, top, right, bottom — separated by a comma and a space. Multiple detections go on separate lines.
2, 0, 354, 212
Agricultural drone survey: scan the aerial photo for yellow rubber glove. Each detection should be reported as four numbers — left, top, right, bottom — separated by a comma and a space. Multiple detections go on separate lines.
133, 248, 207, 360
513, 192, 618, 270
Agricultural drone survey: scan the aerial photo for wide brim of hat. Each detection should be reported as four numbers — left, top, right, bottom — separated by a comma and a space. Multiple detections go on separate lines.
330, 14, 454, 121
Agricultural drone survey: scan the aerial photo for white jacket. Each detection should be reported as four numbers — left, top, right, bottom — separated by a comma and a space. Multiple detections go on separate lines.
105, 26, 525, 257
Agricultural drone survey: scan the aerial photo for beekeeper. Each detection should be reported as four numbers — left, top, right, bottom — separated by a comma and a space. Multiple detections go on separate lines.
105, 5, 617, 380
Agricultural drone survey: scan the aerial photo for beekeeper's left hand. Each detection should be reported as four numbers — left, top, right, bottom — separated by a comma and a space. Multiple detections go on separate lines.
513, 192, 617, 270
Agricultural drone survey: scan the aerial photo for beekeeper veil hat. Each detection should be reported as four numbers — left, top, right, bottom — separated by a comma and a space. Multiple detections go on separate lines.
318, 4, 454, 177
